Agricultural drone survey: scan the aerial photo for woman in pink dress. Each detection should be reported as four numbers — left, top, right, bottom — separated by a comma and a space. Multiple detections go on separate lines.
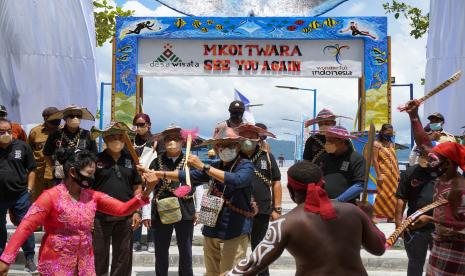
0, 150, 158, 276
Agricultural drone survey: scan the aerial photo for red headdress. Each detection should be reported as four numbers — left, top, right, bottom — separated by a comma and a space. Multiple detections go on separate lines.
432, 142, 465, 171
287, 175, 336, 220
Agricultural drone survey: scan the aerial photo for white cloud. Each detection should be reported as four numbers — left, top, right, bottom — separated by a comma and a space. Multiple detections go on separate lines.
122, 1, 182, 16
345, 2, 366, 16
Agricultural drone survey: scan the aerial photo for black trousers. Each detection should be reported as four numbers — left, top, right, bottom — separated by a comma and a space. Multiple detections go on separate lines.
93, 216, 133, 276
404, 229, 433, 276
251, 214, 271, 276
153, 216, 194, 276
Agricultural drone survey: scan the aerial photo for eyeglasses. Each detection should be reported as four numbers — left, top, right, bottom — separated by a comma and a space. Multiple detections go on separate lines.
66, 114, 82, 119
134, 123, 147, 128
0, 129, 12, 135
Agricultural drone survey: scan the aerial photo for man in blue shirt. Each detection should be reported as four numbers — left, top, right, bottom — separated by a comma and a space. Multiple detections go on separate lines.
140, 127, 255, 276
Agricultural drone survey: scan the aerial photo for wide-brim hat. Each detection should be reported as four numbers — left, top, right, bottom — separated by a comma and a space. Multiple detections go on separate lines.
200, 127, 245, 146
318, 126, 357, 140
154, 125, 182, 139
48, 105, 95, 121
304, 109, 352, 128
235, 124, 277, 139
90, 121, 134, 140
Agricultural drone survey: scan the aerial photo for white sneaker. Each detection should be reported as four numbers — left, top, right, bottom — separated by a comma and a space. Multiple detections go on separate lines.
147, 242, 155, 253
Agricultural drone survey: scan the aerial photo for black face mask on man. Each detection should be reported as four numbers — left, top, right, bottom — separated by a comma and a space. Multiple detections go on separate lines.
230, 111, 243, 121
72, 169, 95, 188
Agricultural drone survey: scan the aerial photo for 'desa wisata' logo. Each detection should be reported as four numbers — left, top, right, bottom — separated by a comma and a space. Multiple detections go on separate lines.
150, 43, 199, 68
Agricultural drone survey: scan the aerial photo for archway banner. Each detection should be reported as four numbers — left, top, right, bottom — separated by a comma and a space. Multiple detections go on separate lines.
114, 16, 389, 129
138, 39, 363, 77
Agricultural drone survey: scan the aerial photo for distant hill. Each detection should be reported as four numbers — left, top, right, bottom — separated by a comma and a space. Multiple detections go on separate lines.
268, 139, 295, 160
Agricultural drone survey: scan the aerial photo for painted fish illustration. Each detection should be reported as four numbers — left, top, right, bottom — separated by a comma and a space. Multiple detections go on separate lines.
323, 18, 339, 27
192, 20, 202, 28
374, 56, 387, 65
174, 18, 186, 29
372, 47, 386, 56
287, 25, 297, 31
116, 53, 129, 62
118, 45, 132, 53
301, 27, 312, 33
309, 20, 321, 30
295, 20, 305, 25
201, 27, 208, 33
215, 24, 224, 30
206, 20, 214, 25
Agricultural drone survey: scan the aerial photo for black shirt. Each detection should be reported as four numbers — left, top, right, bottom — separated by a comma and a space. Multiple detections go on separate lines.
244, 148, 281, 215
134, 134, 165, 157
0, 140, 36, 200
43, 127, 97, 159
396, 165, 435, 232
149, 152, 196, 221
303, 134, 326, 163
93, 150, 142, 202
315, 147, 365, 201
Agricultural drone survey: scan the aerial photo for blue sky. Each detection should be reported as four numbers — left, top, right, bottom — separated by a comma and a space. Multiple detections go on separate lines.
96, 0, 430, 144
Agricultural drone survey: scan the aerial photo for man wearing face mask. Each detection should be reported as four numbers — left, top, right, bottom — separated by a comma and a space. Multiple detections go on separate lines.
142, 125, 196, 276
0, 118, 37, 272
213, 100, 245, 138
0, 105, 27, 142
303, 109, 348, 163
91, 122, 143, 276
43, 105, 97, 182
427, 112, 456, 143
403, 101, 465, 275
27, 107, 61, 202
314, 126, 366, 203
141, 127, 255, 276
236, 124, 281, 276
395, 148, 435, 276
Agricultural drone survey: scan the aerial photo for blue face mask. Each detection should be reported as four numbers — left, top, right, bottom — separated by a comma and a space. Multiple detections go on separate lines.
430, 123, 443, 131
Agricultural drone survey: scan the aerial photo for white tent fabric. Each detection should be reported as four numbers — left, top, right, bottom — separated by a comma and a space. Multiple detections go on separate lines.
0, 0, 98, 125
424, 0, 465, 135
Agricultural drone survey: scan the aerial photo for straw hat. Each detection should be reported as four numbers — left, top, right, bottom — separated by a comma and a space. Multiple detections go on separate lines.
200, 127, 245, 146
48, 105, 95, 121
90, 121, 134, 140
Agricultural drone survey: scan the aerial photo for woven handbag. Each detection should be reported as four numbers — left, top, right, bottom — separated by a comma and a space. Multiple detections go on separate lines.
157, 197, 182, 224
199, 193, 224, 227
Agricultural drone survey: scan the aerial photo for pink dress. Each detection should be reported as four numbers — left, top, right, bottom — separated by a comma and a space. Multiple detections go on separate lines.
0, 184, 148, 275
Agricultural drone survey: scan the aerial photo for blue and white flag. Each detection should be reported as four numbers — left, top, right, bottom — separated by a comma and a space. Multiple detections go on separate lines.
234, 89, 255, 125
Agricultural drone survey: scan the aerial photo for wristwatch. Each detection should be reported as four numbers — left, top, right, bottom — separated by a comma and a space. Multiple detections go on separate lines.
202, 164, 211, 174
273, 207, 282, 214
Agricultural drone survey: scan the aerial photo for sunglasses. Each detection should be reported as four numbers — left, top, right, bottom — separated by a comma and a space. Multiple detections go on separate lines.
66, 114, 82, 119
134, 123, 147, 127
0, 129, 12, 135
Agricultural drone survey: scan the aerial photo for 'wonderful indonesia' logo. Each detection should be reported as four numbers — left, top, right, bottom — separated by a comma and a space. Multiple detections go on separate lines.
312, 44, 353, 76
150, 43, 200, 68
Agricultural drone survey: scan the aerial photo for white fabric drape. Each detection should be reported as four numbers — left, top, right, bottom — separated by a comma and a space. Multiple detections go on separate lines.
0, 0, 98, 125
424, 0, 465, 135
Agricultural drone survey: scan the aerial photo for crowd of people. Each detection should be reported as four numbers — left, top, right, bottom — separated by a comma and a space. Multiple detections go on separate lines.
0, 98, 463, 276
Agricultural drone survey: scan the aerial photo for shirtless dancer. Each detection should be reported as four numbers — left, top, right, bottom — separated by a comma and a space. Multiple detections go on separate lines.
227, 161, 386, 276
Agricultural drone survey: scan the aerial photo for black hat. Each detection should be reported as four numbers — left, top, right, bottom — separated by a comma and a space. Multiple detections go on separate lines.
42, 107, 59, 117
0, 105, 7, 114
427, 112, 444, 122
228, 100, 245, 111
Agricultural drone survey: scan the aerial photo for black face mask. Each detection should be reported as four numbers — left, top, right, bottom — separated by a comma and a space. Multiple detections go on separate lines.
47, 119, 61, 126
428, 161, 448, 178
72, 170, 95, 188
230, 111, 243, 121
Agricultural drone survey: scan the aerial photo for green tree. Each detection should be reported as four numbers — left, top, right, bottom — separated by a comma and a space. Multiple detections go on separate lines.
94, 0, 134, 47
382, 0, 429, 39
